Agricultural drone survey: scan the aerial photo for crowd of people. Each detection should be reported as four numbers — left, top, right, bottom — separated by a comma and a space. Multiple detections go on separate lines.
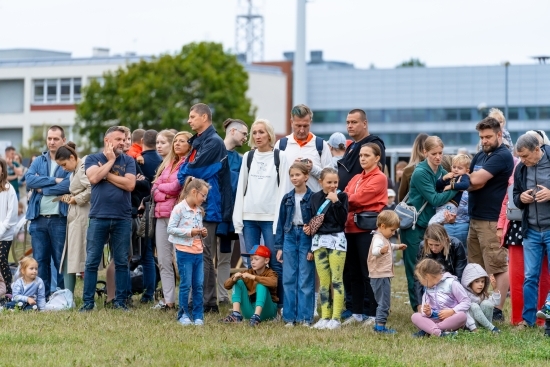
0, 103, 550, 337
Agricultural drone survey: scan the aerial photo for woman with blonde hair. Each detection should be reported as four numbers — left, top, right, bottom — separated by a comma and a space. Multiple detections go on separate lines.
151, 130, 193, 309
400, 136, 458, 312
0, 158, 18, 295
398, 133, 429, 202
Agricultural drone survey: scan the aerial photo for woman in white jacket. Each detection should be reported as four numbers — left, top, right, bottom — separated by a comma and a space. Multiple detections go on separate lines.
233, 118, 291, 307
0, 158, 19, 295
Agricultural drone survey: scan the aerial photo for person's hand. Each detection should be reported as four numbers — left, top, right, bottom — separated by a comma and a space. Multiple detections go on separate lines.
443, 184, 452, 191
398, 244, 407, 250
138, 200, 145, 212
535, 185, 550, 203
422, 304, 432, 316
136, 156, 144, 165
380, 243, 390, 254
295, 158, 313, 172
191, 228, 201, 237
443, 172, 454, 181
326, 191, 338, 203
136, 174, 146, 181
276, 250, 283, 263
27, 298, 36, 305
233, 272, 242, 280
303, 225, 311, 236
443, 210, 457, 224
55, 178, 63, 184
103, 143, 116, 161
306, 252, 314, 261
35, 188, 42, 193
242, 272, 255, 280
438, 309, 455, 320
521, 189, 535, 204
68, 197, 77, 205
489, 274, 497, 290
200, 227, 208, 237
496, 228, 503, 243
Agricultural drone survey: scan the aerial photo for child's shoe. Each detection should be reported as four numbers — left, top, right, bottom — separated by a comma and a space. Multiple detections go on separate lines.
373, 324, 397, 334
412, 330, 428, 338
491, 326, 500, 333
249, 314, 261, 327
194, 319, 204, 326
362, 315, 376, 326
325, 319, 341, 330
312, 318, 330, 329
220, 310, 243, 323
536, 303, 550, 319
440, 331, 458, 337
492, 307, 504, 322
342, 314, 362, 326
178, 314, 193, 326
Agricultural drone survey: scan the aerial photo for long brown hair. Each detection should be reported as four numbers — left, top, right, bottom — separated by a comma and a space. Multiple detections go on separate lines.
0, 158, 9, 192
422, 224, 451, 259
154, 131, 191, 182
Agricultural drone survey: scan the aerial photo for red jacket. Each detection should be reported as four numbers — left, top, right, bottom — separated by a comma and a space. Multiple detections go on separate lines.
344, 166, 387, 233
127, 143, 143, 159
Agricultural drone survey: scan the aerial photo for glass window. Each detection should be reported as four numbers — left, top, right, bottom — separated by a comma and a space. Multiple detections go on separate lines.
60, 78, 71, 102
539, 107, 550, 120
525, 107, 538, 120
385, 109, 398, 123
46, 79, 58, 102
445, 109, 458, 121
459, 109, 471, 121
33, 80, 44, 103
508, 107, 519, 120
412, 109, 427, 122
429, 109, 445, 121
366, 109, 383, 123
73, 78, 82, 102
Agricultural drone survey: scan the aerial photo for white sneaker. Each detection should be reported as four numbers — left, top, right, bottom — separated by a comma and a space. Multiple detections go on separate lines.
342, 315, 362, 326
326, 319, 341, 330
285, 322, 295, 327
178, 314, 193, 326
314, 308, 319, 318
312, 318, 330, 329
363, 316, 376, 326
152, 300, 166, 310
194, 319, 204, 326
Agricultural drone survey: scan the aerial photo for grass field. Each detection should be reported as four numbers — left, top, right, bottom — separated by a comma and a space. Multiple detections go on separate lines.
2, 266, 550, 367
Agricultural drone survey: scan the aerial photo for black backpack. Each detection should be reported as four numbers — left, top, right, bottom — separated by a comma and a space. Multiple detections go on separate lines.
278, 136, 324, 158
244, 149, 280, 196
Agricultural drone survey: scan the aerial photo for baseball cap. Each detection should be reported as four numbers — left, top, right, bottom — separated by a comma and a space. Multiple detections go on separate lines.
387, 189, 396, 197
327, 132, 347, 148
242, 245, 271, 258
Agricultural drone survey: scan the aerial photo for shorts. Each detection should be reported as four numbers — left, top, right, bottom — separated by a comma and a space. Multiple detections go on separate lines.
467, 219, 508, 274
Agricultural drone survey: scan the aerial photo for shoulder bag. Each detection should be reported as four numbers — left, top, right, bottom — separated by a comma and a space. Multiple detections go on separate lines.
308, 190, 341, 236
137, 189, 157, 238
394, 192, 428, 230
506, 184, 522, 221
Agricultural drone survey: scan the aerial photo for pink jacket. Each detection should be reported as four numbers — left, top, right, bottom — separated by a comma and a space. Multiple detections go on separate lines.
497, 157, 519, 246
153, 159, 185, 218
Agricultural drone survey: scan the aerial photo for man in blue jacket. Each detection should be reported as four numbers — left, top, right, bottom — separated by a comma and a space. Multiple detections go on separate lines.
178, 103, 233, 313
25, 125, 71, 298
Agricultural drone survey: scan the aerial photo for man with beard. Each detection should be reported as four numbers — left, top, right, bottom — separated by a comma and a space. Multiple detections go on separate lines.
80, 126, 137, 311
468, 117, 514, 321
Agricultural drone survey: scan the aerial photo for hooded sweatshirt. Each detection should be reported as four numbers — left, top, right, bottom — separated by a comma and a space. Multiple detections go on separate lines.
460, 263, 501, 330
420, 272, 471, 317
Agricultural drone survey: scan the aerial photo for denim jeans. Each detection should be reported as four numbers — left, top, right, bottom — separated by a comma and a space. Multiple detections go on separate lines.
176, 250, 204, 321
29, 215, 67, 298
522, 228, 550, 325
282, 226, 315, 323
141, 238, 156, 300
243, 220, 283, 307
82, 218, 131, 306
445, 222, 470, 250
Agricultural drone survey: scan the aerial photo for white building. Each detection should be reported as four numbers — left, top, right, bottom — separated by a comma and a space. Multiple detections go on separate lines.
0, 48, 287, 151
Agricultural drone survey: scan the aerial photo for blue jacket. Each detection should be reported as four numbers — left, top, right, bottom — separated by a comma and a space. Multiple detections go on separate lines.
275, 187, 314, 251
25, 151, 71, 220
216, 149, 243, 237
177, 125, 233, 223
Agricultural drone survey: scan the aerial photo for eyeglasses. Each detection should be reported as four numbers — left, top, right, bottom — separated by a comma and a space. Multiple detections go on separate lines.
238, 130, 248, 137
197, 192, 207, 200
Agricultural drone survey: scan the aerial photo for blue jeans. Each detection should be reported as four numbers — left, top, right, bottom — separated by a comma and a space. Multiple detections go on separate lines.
522, 228, 550, 325
82, 218, 131, 306
141, 238, 156, 299
243, 220, 283, 307
176, 250, 204, 321
282, 226, 315, 323
445, 222, 470, 250
29, 215, 67, 298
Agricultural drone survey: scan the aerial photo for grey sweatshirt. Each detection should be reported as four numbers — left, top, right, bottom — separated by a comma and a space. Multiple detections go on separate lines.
526, 150, 550, 231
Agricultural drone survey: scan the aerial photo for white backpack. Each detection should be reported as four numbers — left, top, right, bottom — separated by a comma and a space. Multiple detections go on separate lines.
44, 288, 75, 311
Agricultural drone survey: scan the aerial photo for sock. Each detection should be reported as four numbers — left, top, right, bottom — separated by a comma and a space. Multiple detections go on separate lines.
352, 313, 362, 321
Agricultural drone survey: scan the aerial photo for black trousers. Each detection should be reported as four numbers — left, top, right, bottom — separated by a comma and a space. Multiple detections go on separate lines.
344, 232, 377, 316
0, 241, 12, 295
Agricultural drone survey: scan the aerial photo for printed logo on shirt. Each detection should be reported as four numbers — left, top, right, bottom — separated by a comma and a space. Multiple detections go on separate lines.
473, 165, 483, 172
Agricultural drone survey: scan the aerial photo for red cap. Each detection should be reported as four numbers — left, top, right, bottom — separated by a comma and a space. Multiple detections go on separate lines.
242, 245, 271, 259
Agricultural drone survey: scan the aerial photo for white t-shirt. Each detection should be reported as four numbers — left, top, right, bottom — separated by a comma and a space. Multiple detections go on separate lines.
293, 192, 305, 225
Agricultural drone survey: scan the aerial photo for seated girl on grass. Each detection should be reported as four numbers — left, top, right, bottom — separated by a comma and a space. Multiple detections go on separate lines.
6, 257, 45, 311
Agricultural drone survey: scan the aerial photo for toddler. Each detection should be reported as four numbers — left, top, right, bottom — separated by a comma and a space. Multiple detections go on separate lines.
429, 154, 471, 225
367, 210, 407, 333
6, 257, 45, 311
461, 263, 500, 333
127, 128, 145, 164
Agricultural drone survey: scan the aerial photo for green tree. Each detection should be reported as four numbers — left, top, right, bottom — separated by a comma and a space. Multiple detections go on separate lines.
75, 42, 255, 149
396, 58, 426, 68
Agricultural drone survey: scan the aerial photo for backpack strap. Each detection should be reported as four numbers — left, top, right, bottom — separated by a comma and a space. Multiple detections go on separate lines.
279, 137, 288, 151
244, 150, 255, 196
315, 136, 323, 158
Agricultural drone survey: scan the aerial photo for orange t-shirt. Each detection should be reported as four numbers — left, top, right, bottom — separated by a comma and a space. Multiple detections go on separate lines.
295, 132, 314, 147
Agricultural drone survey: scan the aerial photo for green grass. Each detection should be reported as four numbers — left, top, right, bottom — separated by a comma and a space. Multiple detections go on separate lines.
2, 267, 550, 367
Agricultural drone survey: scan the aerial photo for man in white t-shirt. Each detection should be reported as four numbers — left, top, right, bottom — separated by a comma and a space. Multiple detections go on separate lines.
274, 104, 333, 192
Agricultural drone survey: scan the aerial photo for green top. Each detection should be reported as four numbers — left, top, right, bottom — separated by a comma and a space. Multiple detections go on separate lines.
407, 160, 457, 228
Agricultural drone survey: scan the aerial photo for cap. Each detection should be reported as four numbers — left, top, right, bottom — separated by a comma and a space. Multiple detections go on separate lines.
327, 132, 347, 148
387, 189, 396, 197
242, 245, 271, 258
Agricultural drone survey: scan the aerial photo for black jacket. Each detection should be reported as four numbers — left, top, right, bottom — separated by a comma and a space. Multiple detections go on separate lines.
414, 236, 467, 305
337, 134, 386, 191
309, 190, 349, 234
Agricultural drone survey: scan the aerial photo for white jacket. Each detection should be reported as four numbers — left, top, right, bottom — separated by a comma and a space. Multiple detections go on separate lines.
0, 184, 18, 241
274, 134, 333, 192
233, 149, 291, 234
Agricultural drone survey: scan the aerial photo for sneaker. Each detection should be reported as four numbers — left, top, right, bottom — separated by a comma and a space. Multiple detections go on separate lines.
300, 321, 312, 327
342, 315, 362, 326
341, 309, 352, 320
220, 311, 243, 323
312, 318, 330, 329
492, 326, 500, 333
373, 325, 397, 334
152, 300, 175, 311
113, 302, 130, 312
325, 319, 341, 330
440, 331, 458, 337
285, 322, 295, 327
178, 314, 193, 326
194, 319, 204, 326
314, 308, 319, 318
249, 314, 261, 327
492, 307, 504, 322
140, 296, 154, 304
362, 316, 376, 326
412, 330, 428, 338
537, 303, 550, 319
78, 303, 95, 313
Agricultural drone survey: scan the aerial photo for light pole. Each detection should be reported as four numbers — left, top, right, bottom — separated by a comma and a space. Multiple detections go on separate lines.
504, 61, 510, 121
293, 0, 307, 106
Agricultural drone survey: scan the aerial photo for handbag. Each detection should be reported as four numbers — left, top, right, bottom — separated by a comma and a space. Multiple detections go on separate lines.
506, 184, 522, 221
137, 190, 156, 238
354, 211, 379, 230
394, 192, 428, 230
308, 191, 341, 236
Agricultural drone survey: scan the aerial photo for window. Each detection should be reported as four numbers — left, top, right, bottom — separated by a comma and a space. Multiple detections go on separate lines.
525, 107, 538, 120
459, 109, 471, 121
539, 107, 550, 120
508, 107, 519, 120
32, 78, 82, 104
445, 109, 458, 121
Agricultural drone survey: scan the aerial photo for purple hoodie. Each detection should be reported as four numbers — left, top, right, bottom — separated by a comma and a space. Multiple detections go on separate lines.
421, 272, 471, 317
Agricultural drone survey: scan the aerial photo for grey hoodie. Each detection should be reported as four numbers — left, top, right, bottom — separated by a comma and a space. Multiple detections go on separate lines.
460, 263, 501, 330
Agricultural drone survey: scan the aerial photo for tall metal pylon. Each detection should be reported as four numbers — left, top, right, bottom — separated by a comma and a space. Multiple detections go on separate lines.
235, 0, 264, 63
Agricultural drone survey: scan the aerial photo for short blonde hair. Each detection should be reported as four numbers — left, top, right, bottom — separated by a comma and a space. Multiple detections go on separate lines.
248, 119, 275, 149
376, 210, 400, 228
488, 108, 506, 126
452, 154, 471, 169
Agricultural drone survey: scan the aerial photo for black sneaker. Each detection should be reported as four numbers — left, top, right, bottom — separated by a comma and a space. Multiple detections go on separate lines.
249, 314, 261, 327
412, 330, 428, 338
79, 303, 95, 312
493, 307, 504, 322
204, 305, 220, 314
113, 302, 130, 312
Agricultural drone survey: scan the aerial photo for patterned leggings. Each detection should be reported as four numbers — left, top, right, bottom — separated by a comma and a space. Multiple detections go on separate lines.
468, 300, 496, 331
0, 241, 12, 295
314, 248, 346, 320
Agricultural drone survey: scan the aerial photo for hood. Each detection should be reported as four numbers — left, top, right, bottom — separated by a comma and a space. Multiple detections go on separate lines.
426, 272, 456, 289
460, 263, 489, 290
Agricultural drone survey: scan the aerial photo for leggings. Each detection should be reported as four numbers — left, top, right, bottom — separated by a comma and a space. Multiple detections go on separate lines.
231, 279, 277, 321
0, 241, 12, 295
468, 300, 495, 331
314, 248, 346, 320
411, 312, 467, 336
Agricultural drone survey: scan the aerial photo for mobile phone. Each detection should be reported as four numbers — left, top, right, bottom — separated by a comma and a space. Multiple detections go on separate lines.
532, 187, 539, 197
301, 158, 309, 163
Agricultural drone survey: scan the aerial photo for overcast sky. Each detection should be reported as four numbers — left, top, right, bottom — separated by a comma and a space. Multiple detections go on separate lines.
0, 0, 548, 69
